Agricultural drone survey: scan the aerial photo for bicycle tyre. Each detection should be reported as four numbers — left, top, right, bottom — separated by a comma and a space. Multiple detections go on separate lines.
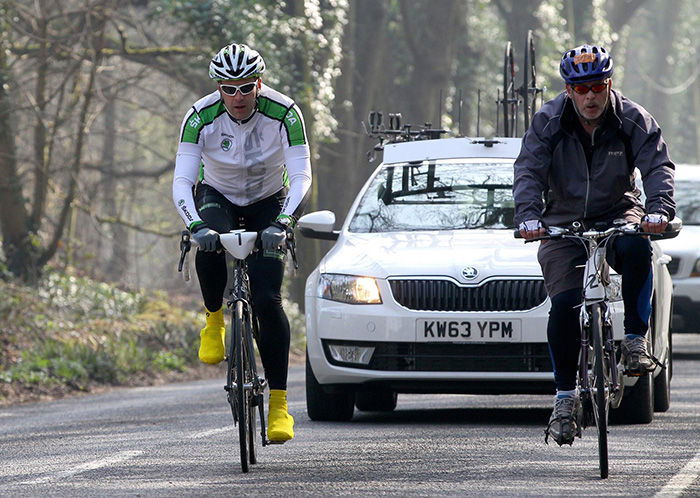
591, 304, 609, 479
233, 300, 249, 473
250, 309, 268, 445
523, 29, 537, 130
243, 306, 257, 464
503, 41, 516, 137
306, 352, 355, 421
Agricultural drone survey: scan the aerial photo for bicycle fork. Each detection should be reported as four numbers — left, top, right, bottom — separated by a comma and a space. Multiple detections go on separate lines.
579, 238, 622, 408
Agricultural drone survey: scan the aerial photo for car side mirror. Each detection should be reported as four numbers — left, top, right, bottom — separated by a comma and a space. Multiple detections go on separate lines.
298, 210, 340, 241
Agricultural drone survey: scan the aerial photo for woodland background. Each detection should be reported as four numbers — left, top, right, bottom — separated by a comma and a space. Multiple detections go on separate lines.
1, 0, 698, 309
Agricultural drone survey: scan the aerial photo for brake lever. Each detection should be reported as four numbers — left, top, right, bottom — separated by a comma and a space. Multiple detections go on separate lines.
178, 230, 191, 272
287, 231, 299, 270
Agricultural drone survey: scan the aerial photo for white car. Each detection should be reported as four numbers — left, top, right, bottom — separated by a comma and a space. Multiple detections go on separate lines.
299, 136, 674, 423
656, 164, 700, 332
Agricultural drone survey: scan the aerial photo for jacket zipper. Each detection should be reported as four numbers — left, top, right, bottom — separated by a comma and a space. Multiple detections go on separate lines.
582, 127, 598, 219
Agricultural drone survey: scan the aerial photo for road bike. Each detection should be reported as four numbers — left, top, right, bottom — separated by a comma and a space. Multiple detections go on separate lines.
520, 219, 680, 478
498, 29, 544, 137
178, 228, 297, 473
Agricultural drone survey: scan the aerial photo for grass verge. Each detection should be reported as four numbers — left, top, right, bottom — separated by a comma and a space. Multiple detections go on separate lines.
0, 271, 205, 405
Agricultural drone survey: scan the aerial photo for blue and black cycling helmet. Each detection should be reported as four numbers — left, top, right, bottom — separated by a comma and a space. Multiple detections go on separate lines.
559, 44, 613, 84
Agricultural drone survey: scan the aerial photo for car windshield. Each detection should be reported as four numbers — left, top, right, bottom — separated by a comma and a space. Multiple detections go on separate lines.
675, 177, 700, 225
348, 159, 515, 233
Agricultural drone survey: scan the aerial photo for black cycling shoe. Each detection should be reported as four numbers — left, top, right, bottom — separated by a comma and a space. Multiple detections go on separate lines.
620, 335, 656, 375
544, 395, 582, 446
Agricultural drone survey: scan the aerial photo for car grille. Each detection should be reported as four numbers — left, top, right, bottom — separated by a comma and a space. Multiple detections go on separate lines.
389, 278, 547, 311
666, 257, 680, 276
323, 340, 552, 372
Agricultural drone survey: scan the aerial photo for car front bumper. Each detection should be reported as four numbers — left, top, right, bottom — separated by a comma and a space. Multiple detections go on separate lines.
305, 289, 626, 394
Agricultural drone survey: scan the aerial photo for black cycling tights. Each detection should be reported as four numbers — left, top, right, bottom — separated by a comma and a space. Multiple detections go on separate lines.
194, 184, 290, 390
548, 235, 652, 391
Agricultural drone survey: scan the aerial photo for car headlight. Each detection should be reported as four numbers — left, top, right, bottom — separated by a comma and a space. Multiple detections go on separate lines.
692, 258, 700, 277
318, 274, 382, 304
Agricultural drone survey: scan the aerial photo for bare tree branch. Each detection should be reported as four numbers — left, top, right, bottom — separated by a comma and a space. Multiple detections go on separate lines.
82, 160, 174, 179
39, 9, 107, 267
74, 201, 181, 238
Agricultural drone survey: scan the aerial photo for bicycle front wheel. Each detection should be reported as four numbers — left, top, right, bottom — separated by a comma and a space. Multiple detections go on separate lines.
233, 300, 250, 473
591, 304, 609, 479
242, 306, 258, 465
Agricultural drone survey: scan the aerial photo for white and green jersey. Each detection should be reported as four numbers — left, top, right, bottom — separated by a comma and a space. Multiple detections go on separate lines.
172, 83, 312, 229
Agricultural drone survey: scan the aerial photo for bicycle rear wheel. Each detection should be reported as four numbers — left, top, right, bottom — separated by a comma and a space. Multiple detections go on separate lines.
591, 304, 609, 479
522, 29, 537, 130
233, 300, 250, 473
502, 41, 517, 137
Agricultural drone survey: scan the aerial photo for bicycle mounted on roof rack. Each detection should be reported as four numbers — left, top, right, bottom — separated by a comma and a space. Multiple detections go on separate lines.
364, 29, 545, 158
362, 111, 451, 161
498, 30, 545, 138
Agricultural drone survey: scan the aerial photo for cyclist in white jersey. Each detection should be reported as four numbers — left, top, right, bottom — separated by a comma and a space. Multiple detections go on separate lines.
172, 43, 312, 442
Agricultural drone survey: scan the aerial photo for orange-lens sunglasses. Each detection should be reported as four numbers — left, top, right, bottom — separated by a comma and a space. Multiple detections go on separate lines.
571, 82, 608, 95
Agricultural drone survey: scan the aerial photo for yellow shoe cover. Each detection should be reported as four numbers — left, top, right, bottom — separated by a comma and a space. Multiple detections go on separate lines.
198, 308, 225, 364
267, 389, 295, 441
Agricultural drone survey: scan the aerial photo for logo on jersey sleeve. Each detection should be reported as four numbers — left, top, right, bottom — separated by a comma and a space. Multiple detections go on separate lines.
188, 115, 201, 129
285, 110, 298, 126
221, 138, 232, 151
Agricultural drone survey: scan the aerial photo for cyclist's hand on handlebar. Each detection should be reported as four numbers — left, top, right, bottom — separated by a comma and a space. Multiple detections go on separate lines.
518, 219, 547, 240
261, 223, 287, 250
641, 213, 668, 234
191, 224, 220, 251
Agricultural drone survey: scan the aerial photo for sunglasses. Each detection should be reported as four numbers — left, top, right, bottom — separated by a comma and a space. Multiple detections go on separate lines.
219, 81, 257, 96
571, 81, 608, 95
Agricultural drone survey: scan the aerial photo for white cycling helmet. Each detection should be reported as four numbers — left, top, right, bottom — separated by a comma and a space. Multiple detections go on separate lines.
209, 43, 266, 81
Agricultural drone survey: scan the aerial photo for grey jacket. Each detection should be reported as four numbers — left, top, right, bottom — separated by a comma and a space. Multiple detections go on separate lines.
513, 89, 675, 227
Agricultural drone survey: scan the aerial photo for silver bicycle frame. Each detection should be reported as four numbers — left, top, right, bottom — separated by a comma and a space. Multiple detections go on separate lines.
577, 227, 620, 404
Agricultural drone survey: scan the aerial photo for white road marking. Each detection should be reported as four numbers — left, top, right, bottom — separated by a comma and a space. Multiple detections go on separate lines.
20, 451, 143, 485
189, 427, 231, 439
189, 400, 305, 439
655, 450, 700, 497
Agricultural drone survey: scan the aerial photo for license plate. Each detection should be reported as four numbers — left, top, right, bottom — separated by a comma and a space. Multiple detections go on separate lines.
416, 319, 521, 342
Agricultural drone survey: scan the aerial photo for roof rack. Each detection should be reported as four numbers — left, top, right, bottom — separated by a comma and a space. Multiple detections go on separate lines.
363, 111, 451, 161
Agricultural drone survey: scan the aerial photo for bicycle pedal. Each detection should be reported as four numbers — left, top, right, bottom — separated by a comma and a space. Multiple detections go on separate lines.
266, 439, 286, 445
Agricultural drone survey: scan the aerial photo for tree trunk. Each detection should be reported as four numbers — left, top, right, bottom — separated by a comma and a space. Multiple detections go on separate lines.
645, 0, 681, 130
565, 0, 594, 43
493, 0, 544, 57
29, 1, 49, 234
0, 16, 37, 282
318, 0, 389, 217
100, 93, 129, 281
398, 0, 466, 126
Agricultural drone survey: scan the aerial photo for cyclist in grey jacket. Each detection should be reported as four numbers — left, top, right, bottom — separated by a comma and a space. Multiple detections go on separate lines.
513, 44, 675, 446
